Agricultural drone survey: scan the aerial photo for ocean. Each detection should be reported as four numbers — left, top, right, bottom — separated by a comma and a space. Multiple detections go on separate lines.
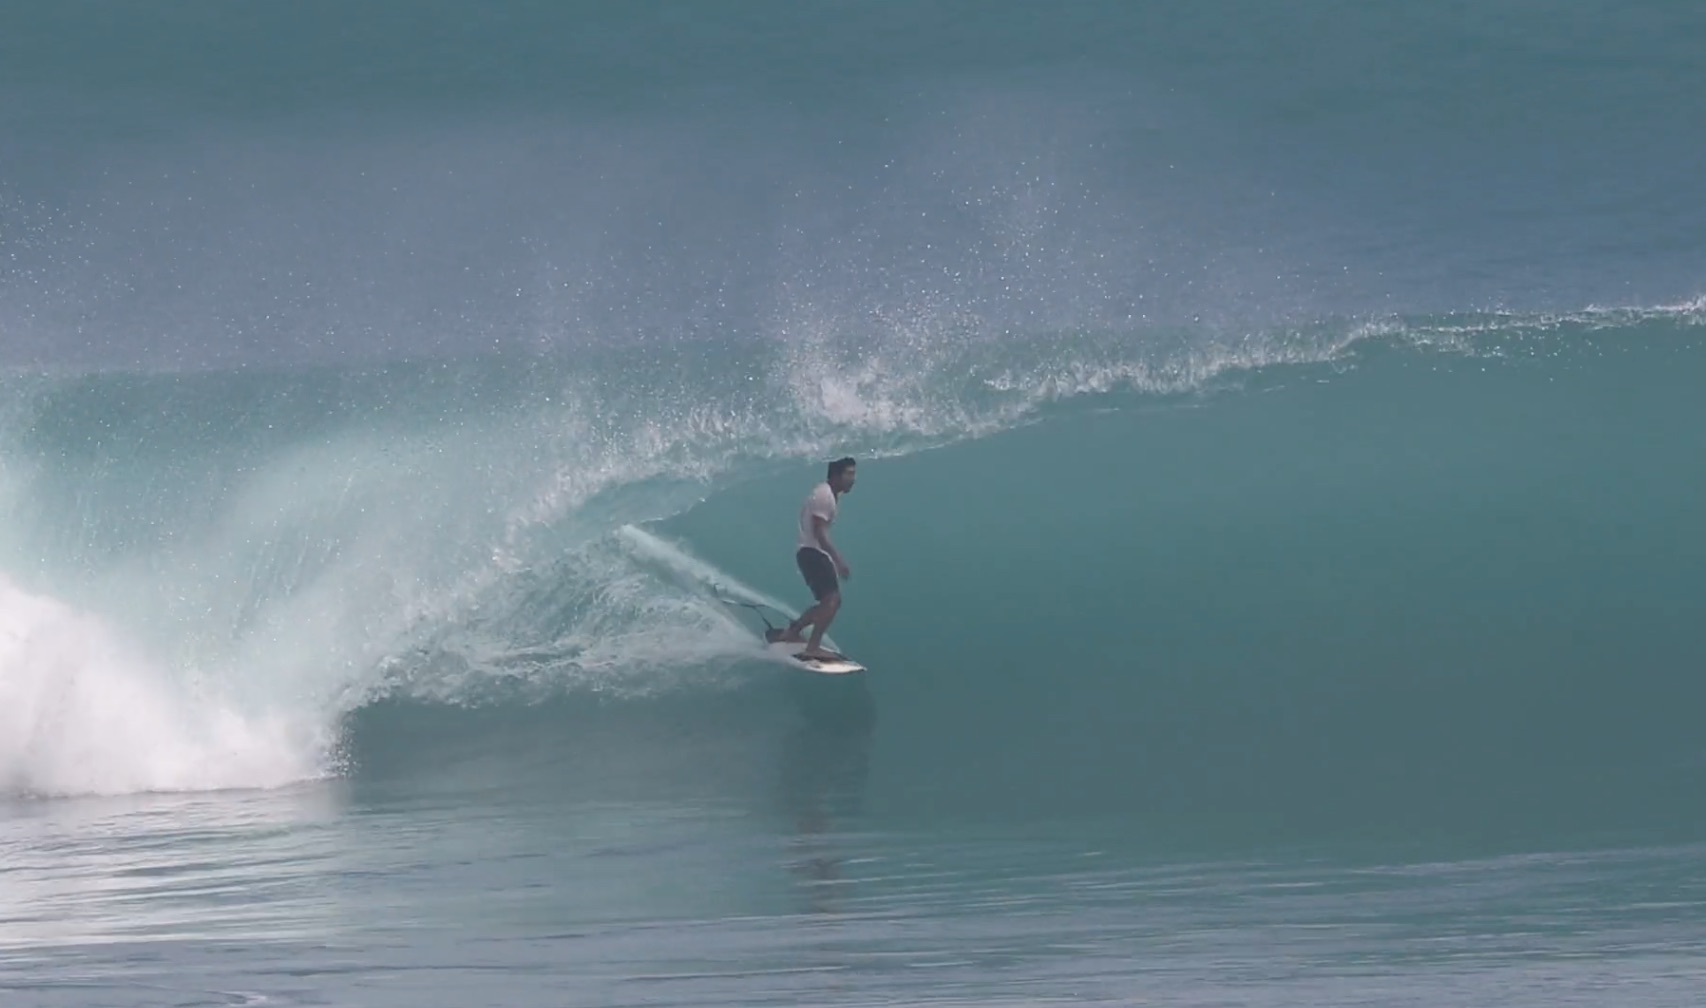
3, 2, 1706, 1005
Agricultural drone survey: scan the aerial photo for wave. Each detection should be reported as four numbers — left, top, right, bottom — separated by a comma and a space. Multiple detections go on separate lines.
0, 306, 1702, 799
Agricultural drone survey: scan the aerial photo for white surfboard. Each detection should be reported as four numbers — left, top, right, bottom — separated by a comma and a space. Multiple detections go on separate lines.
764, 639, 866, 675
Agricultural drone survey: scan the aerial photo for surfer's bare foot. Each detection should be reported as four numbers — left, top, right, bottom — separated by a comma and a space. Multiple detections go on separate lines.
798, 647, 838, 660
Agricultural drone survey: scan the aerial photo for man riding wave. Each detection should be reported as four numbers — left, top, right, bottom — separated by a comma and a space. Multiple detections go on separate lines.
770, 457, 856, 659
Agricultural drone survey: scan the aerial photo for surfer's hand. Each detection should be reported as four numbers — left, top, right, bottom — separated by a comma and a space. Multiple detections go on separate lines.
836, 560, 851, 579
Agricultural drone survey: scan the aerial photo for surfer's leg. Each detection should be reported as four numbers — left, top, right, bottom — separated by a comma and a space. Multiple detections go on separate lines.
782, 606, 817, 642
789, 548, 839, 644
803, 592, 840, 656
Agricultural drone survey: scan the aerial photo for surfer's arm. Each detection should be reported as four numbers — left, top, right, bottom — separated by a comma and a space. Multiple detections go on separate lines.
813, 517, 850, 577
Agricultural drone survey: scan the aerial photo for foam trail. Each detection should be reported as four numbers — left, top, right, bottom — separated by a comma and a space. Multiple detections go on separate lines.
0, 573, 321, 796
388, 526, 822, 704
614, 524, 841, 652
616, 525, 795, 617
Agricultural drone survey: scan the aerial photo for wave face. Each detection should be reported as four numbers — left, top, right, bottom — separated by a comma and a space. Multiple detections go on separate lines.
659, 312, 1706, 840
3, 309, 1706, 826
2, 3, 1705, 838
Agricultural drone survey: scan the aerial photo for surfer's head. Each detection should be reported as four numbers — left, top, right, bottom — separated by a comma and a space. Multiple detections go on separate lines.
827, 457, 857, 494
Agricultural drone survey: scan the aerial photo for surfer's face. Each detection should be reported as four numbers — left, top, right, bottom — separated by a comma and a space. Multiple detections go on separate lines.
833, 467, 856, 494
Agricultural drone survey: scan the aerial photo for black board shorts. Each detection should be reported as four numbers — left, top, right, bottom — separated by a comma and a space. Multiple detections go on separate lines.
796, 547, 840, 601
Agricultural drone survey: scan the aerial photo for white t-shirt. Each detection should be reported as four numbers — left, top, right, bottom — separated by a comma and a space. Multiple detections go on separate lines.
797, 482, 838, 554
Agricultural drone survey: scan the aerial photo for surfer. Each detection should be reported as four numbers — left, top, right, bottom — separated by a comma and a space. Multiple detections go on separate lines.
773, 457, 856, 659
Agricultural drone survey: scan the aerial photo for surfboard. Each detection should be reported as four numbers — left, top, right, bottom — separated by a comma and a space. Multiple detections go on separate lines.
764, 639, 866, 675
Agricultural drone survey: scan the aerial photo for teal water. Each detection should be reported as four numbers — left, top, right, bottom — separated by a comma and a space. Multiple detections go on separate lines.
5, 3, 1706, 1005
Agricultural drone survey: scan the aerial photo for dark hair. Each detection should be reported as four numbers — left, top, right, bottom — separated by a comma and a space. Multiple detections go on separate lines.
827, 456, 857, 481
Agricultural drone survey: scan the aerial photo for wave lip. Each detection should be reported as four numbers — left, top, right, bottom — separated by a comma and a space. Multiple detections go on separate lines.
0, 575, 323, 797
